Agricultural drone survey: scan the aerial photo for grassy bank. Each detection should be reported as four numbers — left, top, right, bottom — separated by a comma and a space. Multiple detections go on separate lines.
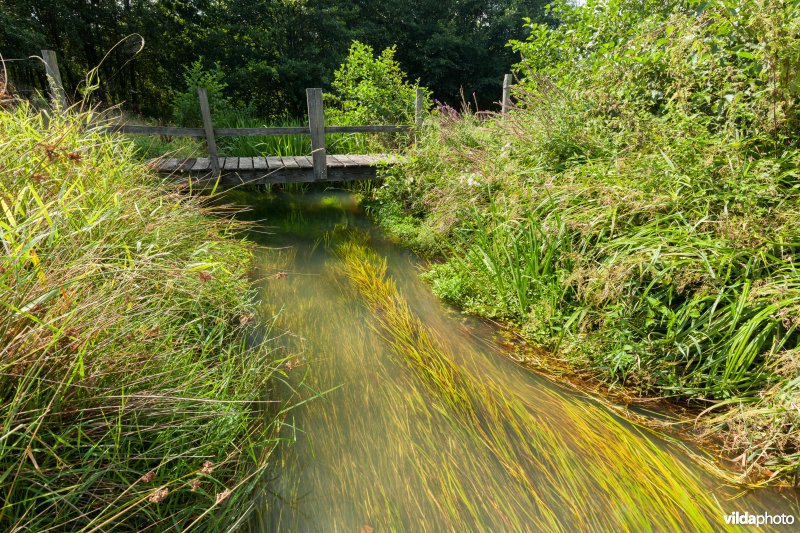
373, 0, 800, 484
0, 105, 285, 529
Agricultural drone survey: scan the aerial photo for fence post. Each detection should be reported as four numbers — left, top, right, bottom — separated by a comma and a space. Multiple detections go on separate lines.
197, 87, 220, 176
306, 88, 327, 181
501, 73, 512, 114
415, 88, 424, 128
41, 49, 66, 108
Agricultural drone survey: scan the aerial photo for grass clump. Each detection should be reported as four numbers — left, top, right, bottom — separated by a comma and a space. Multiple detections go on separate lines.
0, 104, 285, 529
373, 0, 800, 483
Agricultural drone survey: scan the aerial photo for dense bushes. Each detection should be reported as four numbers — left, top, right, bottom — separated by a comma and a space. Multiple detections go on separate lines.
0, 105, 284, 528
325, 41, 431, 127
374, 0, 800, 482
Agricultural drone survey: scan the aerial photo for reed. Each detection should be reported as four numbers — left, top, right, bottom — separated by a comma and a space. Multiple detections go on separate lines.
0, 104, 287, 530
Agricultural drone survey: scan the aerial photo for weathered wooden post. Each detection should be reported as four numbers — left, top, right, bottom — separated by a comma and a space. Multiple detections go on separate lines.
501, 73, 512, 114
306, 88, 327, 181
41, 49, 66, 108
197, 87, 220, 176
415, 88, 424, 128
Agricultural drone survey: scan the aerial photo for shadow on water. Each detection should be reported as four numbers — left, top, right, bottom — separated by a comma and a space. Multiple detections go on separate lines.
229, 187, 799, 531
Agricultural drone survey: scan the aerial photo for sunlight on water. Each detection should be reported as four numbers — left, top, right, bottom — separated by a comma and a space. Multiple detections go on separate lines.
235, 189, 799, 531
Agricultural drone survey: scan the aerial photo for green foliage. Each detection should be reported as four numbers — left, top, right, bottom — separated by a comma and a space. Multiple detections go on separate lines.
511, 0, 800, 147
375, 0, 800, 482
326, 41, 431, 126
0, 105, 287, 529
172, 60, 231, 126
0, 1, 549, 117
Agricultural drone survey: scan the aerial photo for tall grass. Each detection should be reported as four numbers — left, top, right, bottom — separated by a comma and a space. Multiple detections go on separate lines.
373, 0, 800, 483
0, 104, 287, 529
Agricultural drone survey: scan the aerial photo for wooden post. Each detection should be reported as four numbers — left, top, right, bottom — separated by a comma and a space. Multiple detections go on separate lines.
415, 88, 424, 128
306, 88, 327, 181
41, 49, 66, 108
501, 73, 512, 114
197, 87, 220, 176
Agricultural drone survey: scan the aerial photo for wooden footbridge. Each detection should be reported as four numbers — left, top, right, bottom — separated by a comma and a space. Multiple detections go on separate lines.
106, 87, 422, 185
151, 154, 401, 184
26, 50, 515, 185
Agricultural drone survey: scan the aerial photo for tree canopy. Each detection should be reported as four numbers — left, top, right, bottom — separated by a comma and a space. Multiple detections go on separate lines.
0, 0, 548, 118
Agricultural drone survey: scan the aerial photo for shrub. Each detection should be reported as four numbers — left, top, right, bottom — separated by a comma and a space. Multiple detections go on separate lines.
172, 60, 231, 127
325, 41, 432, 127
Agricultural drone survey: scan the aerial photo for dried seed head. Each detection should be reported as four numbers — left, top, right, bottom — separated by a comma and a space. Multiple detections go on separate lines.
215, 488, 231, 504
140, 470, 155, 483
148, 487, 168, 503
190, 478, 202, 492
201, 461, 214, 474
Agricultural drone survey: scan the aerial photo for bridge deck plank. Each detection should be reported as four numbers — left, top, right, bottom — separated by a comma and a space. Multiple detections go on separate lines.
191, 158, 211, 172
160, 158, 180, 173
280, 156, 300, 169
177, 158, 196, 172
327, 155, 348, 167
348, 155, 374, 166
295, 156, 313, 168
223, 157, 239, 171
266, 157, 284, 170
154, 154, 401, 184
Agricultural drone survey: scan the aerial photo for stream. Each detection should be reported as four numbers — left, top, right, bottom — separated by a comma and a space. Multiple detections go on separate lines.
235, 189, 799, 531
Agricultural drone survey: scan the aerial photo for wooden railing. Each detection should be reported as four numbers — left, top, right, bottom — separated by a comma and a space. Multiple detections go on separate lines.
27, 50, 515, 180
107, 87, 425, 181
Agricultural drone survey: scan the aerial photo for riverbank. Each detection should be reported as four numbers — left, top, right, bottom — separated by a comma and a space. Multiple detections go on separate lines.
371, 0, 800, 484
0, 105, 285, 529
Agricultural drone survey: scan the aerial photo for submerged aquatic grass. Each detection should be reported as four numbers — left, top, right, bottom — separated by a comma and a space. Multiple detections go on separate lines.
335, 239, 733, 531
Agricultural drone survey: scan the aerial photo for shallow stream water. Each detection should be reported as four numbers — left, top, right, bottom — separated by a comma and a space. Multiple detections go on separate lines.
236, 189, 799, 532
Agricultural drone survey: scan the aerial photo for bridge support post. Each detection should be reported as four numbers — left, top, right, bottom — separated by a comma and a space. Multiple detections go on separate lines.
197, 87, 220, 177
501, 73, 512, 114
41, 50, 66, 109
306, 88, 327, 181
